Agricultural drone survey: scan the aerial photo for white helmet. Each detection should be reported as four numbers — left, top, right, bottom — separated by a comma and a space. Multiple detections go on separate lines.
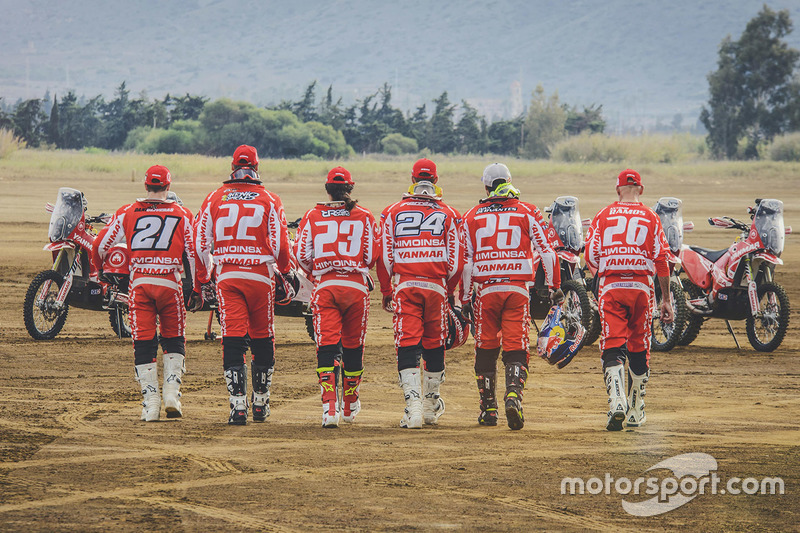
481, 163, 512, 188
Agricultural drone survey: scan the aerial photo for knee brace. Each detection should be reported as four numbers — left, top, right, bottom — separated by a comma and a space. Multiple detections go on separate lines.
397, 344, 422, 371
501, 349, 528, 368
474, 347, 501, 375
342, 345, 364, 373
133, 336, 159, 366
160, 336, 185, 356
422, 346, 445, 373
627, 349, 649, 376
602, 345, 628, 370
250, 337, 275, 368
317, 343, 341, 370
222, 336, 249, 369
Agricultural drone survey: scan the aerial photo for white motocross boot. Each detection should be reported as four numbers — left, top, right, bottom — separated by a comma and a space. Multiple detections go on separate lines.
135, 363, 160, 422
422, 370, 446, 425
162, 353, 185, 419
399, 368, 423, 429
627, 370, 649, 427
604, 365, 627, 431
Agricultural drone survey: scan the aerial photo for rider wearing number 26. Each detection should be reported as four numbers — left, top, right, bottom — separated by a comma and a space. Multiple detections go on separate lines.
294, 167, 379, 428
377, 158, 464, 429
92, 165, 204, 422
585, 169, 672, 431
194, 145, 291, 425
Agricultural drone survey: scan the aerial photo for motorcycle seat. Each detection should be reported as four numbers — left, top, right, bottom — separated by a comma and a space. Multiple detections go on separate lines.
688, 245, 728, 263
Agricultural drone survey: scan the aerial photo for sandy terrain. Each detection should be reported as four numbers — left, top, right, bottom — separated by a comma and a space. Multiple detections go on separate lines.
0, 157, 798, 531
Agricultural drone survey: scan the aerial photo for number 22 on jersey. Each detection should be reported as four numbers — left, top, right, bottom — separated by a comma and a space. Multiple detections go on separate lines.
215, 203, 265, 242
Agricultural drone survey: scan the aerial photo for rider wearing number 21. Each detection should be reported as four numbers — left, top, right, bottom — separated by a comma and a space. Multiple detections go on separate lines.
585, 169, 673, 432
92, 165, 205, 422
294, 167, 379, 428
194, 145, 291, 425
377, 158, 464, 429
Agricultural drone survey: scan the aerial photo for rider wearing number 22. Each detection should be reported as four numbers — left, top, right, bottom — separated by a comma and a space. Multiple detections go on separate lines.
92, 165, 205, 422
377, 158, 464, 430
294, 167, 379, 428
194, 145, 291, 426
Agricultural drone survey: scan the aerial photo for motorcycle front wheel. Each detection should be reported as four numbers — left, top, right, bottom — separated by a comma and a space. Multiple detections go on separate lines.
108, 307, 132, 338
651, 279, 688, 352
746, 282, 790, 352
678, 278, 705, 346
23, 270, 69, 340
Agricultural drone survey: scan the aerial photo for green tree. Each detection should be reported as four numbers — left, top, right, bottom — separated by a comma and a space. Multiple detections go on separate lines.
455, 100, 488, 154
700, 5, 800, 159
381, 133, 418, 155
487, 116, 524, 155
47, 94, 60, 146
58, 91, 102, 149
428, 92, 456, 153
12, 99, 48, 147
564, 104, 605, 135
522, 85, 566, 159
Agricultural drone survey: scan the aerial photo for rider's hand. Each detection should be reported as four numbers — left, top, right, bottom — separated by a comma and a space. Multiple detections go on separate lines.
382, 294, 394, 313
187, 291, 204, 312
660, 300, 674, 324
549, 288, 565, 306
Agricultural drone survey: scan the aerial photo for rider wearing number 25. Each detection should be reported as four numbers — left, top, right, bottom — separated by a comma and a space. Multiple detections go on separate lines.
194, 145, 291, 426
377, 158, 464, 429
92, 165, 205, 422
294, 167, 379, 428
585, 169, 673, 432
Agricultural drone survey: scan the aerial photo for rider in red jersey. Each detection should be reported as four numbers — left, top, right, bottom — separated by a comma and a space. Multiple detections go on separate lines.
461, 163, 562, 430
585, 169, 673, 431
92, 165, 204, 422
294, 166, 379, 427
194, 145, 291, 425
377, 158, 464, 429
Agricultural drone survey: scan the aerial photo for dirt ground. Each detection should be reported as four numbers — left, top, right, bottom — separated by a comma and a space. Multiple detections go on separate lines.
0, 158, 798, 531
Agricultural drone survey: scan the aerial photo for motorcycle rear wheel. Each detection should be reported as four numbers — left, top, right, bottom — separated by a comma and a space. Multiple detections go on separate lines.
746, 282, 790, 352
24, 270, 69, 340
651, 279, 688, 352
583, 290, 602, 346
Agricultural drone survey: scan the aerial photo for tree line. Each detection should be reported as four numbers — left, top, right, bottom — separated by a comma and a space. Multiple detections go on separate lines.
0, 80, 604, 160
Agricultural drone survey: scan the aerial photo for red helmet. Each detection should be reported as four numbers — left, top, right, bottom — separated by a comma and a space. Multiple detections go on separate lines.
145, 165, 171, 187
445, 303, 471, 350
232, 145, 259, 170
412, 158, 438, 183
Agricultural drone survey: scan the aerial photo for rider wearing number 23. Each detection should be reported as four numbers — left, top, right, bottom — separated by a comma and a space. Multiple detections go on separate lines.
92, 165, 204, 422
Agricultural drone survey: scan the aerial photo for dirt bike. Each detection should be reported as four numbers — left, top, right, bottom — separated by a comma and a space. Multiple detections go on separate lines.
649, 197, 690, 352
24, 187, 131, 340
529, 196, 598, 347
679, 199, 791, 352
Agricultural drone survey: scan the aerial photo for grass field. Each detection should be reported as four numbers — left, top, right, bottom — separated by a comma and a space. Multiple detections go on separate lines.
0, 150, 798, 531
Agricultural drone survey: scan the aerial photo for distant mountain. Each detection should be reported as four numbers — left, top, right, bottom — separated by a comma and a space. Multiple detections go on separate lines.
2, 0, 799, 131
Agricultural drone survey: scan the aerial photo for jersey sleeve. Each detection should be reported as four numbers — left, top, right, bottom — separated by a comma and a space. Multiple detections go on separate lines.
180, 207, 205, 292
528, 205, 561, 288
363, 209, 379, 270
91, 206, 127, 270
193, 192, 215, 284
460, 213, 476, 304
585, 211, 602, 272
445, 207, 464, 296
294, 210, 314, 277
269, 196, 291, 273
376, 207, 394, 296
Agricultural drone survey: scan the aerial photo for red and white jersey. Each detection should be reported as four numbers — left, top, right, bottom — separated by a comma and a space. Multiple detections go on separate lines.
294, 202, 379, 278
461, 197, 560, 298
92, 199, 201, 280
377, 196, 463, 296
194, 182, 291, 283
585, 201, 670, 278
